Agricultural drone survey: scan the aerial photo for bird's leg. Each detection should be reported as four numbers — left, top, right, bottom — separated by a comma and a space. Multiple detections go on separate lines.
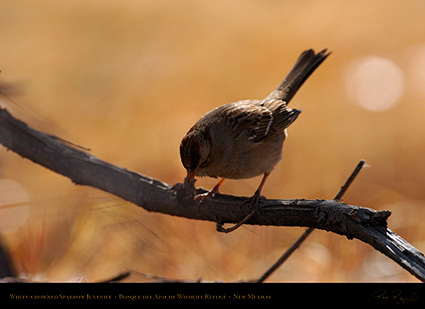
242, 172, 270, 209
217, 173, 270, 233
195, 178, 226, 206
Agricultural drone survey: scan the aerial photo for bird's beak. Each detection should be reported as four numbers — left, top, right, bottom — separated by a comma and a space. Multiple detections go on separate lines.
185, 168, 198, 185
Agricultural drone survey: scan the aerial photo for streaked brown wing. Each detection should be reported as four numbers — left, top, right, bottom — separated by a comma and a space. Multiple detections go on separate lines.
225, 100, 273, 143
261, 98, 301, 133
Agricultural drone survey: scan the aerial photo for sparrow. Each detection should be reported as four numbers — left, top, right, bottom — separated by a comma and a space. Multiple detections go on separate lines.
180, 49, 330, 207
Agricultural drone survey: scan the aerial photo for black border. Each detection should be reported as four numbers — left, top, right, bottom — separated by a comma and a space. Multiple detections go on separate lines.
2, 283, 424, 307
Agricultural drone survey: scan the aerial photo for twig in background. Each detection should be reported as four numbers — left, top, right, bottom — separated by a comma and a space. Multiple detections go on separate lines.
255, 160, 366, 283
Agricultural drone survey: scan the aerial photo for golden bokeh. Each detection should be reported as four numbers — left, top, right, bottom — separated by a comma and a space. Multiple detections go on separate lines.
1, 0, 425, 282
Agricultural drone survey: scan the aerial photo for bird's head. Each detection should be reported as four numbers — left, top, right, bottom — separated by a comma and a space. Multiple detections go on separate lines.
180, 127, 212, 184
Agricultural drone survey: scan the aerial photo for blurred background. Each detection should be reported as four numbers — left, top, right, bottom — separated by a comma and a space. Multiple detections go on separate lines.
0, 0, 425, 282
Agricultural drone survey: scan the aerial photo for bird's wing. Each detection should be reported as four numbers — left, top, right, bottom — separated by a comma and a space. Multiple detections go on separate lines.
261, 98, 301, 133
215, 99, 300, 143
224, 100, 273, 143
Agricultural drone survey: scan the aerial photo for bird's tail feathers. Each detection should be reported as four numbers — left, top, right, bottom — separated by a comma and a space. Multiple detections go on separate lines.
267, 49, 331, 103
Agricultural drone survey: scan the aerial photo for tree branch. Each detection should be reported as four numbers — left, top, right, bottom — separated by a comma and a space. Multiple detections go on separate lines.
1, 106, 425, 282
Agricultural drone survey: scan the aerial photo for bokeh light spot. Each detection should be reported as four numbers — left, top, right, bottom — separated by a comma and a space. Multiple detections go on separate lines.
345, 56, 404, 112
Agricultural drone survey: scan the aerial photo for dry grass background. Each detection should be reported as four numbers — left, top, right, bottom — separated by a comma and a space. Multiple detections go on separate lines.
1, 0, 425, 282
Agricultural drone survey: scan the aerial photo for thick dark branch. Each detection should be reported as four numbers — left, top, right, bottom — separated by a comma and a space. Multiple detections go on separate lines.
1, 107, 425, 282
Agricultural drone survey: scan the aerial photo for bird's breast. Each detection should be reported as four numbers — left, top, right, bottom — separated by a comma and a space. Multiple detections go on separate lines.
218, 132, 285, 179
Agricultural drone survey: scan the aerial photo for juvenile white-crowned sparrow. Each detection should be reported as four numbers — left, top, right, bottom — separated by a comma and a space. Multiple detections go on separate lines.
180, 49, 330, 206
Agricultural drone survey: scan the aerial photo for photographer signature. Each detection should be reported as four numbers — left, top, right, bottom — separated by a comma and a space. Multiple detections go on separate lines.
370, 289, 419, 305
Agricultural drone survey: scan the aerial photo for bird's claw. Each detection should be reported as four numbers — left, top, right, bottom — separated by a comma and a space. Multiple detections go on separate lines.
194, 184, 222, 207
239, 191, 262, 211
194, 191, 217, 207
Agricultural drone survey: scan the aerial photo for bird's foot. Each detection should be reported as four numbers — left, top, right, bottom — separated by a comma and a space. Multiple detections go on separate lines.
239, 191, 264, 210
194, 185, 221, 206
193, 179, 224, 207
194, 192, 212, 205
216, 191, 264, 233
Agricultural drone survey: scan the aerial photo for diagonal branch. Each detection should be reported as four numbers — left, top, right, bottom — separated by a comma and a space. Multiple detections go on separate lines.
1, 106, 425, 282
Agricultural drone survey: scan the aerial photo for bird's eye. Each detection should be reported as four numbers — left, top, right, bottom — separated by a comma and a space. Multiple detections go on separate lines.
199, 157, 209, 168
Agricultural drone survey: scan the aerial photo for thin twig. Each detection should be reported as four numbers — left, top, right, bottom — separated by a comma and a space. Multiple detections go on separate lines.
255, 160, 367, 283
334, 159, 367, 201
255, 226, 315, 283
216, 210, 256, 233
